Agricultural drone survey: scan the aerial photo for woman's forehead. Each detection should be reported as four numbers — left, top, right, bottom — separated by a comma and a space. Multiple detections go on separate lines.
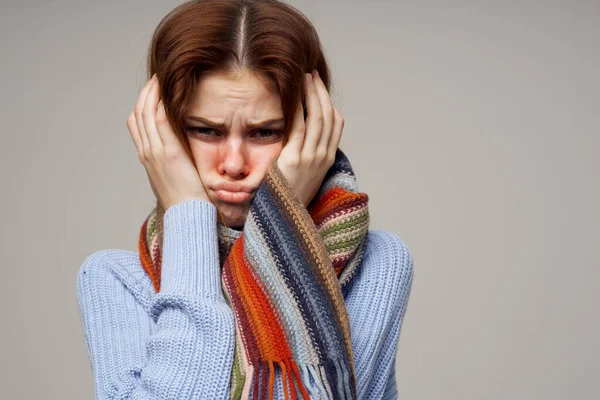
187, 70, 283, 124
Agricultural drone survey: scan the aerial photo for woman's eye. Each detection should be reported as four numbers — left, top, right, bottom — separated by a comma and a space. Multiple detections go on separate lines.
254, 129, 282, 140
185, 127, 282, 141
186, 127, 217, 137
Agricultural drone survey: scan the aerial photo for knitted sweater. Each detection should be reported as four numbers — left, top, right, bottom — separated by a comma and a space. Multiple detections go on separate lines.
76, 199, 414, 399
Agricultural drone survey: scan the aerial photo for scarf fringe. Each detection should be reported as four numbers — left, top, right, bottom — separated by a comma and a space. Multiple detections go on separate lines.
244, 357, 354, 400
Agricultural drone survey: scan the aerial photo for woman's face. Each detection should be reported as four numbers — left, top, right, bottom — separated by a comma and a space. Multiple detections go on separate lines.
184, 69, 285, 229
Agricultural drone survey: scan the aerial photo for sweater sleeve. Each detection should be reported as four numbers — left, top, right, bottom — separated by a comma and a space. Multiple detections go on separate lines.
345, 230, 414, 399
76, 200, 235, 399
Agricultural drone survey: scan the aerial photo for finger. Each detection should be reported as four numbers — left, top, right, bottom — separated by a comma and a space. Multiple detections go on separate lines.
328, 105, 344, 156
155, 99, 177, 149
310, 70, 334, 158
135, 75, 156, 154
142, 75, 164, 149
126, 111, 143, 157
302, 72, 324, 157
284, 96, 306, 158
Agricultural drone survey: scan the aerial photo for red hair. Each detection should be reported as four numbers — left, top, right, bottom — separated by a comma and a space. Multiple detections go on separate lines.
146, 0, 331, 160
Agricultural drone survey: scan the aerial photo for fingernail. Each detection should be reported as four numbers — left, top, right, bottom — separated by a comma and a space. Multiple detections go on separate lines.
313, 69, 319, 78
306, 72, 312, 82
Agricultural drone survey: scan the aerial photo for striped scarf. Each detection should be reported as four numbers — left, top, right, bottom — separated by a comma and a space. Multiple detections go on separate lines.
138, 148, 370, 399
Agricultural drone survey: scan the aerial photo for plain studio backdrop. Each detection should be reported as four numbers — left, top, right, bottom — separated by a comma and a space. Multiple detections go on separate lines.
1, 0, 598, 398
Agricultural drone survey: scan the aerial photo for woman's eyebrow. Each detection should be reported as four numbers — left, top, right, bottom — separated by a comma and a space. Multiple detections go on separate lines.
185, 116, 284, 129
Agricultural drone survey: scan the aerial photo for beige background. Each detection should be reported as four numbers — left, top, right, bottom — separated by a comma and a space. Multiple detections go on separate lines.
1, 0, 598, 398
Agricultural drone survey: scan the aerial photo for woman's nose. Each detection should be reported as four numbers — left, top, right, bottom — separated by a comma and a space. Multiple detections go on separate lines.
219, 140, 249, 178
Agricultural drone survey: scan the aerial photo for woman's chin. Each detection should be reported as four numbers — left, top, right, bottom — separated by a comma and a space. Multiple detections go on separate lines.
217, 202, 249, 229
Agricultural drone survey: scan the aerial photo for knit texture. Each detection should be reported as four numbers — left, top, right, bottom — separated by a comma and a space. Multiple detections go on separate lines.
139, 148, 370, 399
76, 207, 414, 399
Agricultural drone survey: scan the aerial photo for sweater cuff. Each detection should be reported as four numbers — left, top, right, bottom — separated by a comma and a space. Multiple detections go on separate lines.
160, 199, 221, 298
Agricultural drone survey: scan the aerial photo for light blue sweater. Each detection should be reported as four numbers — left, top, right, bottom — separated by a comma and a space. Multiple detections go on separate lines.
76, 199, 414, 399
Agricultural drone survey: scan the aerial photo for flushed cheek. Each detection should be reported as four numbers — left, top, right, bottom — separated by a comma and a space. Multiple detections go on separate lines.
190, 146, 219, 175
247, 145, 283, 172
190, 142, 283, 177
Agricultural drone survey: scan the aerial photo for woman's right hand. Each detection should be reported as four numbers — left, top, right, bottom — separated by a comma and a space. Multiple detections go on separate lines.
126, 74, 209, 210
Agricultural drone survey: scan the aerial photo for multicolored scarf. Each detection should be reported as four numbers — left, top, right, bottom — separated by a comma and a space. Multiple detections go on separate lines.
138, 148, 370, 399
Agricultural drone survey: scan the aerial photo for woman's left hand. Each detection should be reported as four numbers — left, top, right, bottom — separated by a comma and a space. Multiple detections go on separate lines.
276, 70, 344, 207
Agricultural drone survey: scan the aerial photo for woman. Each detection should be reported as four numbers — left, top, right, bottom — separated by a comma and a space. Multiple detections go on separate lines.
76, 0, 414, 399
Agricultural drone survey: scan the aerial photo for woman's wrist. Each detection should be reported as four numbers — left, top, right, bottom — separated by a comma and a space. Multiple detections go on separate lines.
161, 199, 221, 297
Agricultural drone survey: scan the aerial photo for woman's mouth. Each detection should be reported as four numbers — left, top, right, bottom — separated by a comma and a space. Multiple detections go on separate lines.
214, 189, 253, 203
